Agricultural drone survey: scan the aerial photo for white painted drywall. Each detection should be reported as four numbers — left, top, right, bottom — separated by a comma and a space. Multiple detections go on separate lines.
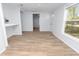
40, 12, 50, 31
33, 14, 39, 28
21, 12, 33, 31
51, 4, 79, 53
2, 4, 22, 38
50, 14, 54, 32
21, 11, 51, 31
0, 3, 8, 54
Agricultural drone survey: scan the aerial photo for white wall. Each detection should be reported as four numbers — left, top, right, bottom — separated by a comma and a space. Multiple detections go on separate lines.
0, 4, 8, 54
21, 12, 33, 31
21, 11, 51, 31
52, 4, 79, 53
49, 14, 54, 32
33, 14, 39, 28
40, 12, 50, 31
2, 4, 22, 38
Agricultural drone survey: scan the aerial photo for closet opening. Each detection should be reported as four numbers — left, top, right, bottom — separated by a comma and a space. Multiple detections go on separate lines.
33, 14, 40, 32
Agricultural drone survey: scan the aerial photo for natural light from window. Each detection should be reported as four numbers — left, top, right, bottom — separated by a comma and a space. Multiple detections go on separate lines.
65, 4, 79, 39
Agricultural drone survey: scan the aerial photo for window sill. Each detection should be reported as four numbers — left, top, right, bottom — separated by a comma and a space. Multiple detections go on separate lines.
63, 32, 79, 42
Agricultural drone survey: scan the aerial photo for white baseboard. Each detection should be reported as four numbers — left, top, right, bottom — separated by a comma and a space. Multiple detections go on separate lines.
52, 32, 79, 54
0, 47, 6, 54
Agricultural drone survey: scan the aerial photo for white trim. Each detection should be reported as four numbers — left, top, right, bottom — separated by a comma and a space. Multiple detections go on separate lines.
32, 12, 40, 32
62, 3, 77, 34
62, 3, 79, 41
0, 47, 6, 54
0, 3, 8, 49
64, 3, 77, 9
61, 4, 79, 53
53, 32, 79, 54
63, 33, 79, 42
51, 3, 79, 54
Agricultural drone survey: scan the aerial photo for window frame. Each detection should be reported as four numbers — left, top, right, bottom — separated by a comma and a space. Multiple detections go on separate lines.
62, 3, 79, 42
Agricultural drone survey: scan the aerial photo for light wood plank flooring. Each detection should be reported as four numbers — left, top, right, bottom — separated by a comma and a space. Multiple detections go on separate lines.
1, 31, 79, 56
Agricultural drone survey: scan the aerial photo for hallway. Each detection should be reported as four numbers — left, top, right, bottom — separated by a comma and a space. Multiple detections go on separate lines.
1, 31, 79, 56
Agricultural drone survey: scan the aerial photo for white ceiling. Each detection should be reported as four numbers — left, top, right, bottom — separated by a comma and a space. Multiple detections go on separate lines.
20, 3, 65, 13
2, 3, 65, 13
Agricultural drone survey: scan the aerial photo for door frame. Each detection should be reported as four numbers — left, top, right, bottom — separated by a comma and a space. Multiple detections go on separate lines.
32, 13, 40, 32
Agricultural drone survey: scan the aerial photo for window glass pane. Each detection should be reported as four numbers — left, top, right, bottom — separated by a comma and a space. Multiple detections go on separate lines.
65, 4, 79, 38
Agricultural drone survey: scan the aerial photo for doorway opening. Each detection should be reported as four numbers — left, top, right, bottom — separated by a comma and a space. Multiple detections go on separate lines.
33, 14, 40, 32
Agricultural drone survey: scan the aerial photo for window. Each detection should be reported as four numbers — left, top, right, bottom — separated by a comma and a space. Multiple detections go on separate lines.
65, 4, 79, 38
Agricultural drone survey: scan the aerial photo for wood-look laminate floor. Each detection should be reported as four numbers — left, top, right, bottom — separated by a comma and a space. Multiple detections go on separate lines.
1, 31, 79, 56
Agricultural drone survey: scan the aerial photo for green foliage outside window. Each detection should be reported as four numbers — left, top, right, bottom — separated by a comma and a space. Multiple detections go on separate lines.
67, 7, 75, 20
65, 4, 79, 39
